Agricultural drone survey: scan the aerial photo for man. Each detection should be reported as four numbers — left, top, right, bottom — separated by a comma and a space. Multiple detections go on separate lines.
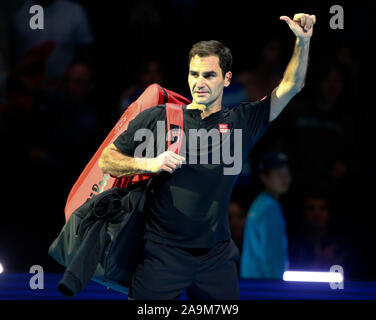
98, 13, 316, 299
240, 152, 291, 279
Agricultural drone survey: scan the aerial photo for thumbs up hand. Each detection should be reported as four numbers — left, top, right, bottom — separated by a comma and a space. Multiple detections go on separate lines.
280, 14, 316, 40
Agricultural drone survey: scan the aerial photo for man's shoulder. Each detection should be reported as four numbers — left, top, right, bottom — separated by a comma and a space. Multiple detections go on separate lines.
230, 99, 268, 112
226, 101, 256, 122
123, 105, 167, 133
141, 104, 166, 113
136, 104, 166, 119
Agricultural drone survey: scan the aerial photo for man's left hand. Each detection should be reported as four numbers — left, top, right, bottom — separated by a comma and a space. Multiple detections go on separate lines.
280, 13, 316, 40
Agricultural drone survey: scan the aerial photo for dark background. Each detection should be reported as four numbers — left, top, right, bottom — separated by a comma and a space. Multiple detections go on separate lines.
0, 0, 375, 281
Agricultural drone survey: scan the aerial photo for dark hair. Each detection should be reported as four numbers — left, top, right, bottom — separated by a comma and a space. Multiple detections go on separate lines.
188, 40, 232, 77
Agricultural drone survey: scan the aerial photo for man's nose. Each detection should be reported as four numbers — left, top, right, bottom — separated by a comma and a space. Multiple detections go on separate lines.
196, 76, 206, 88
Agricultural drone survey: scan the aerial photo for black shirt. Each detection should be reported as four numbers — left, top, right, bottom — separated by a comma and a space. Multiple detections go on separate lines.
113, 96, 272, 248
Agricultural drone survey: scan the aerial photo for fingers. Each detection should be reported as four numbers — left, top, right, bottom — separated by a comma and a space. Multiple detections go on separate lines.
168, 151, 186, 163
167, 151, 186, 167
294, 14, 306, 27
160, 151, 185, 173
303, 15, 315, 31
279, 15, 293, 26
283, 13, 316, 32
165, 156, 182, 169
161, 164, 174, 173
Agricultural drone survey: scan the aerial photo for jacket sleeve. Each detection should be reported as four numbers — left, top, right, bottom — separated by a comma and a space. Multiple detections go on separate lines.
257, 205, 286, 278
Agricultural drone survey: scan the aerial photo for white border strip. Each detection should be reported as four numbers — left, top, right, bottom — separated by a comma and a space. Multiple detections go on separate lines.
283, 271, 343, 283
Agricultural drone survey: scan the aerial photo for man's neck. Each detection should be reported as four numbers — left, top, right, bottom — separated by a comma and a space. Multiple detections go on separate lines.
187, 102, 222, 119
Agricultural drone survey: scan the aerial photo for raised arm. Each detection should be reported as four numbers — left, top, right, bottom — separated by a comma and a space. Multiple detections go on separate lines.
98, 143, 185, 177
269, 13, 316, 122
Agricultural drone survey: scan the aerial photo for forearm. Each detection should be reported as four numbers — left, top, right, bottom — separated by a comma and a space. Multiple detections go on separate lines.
98, 146, 156, 178
281, 37, 310, 92
270, 13, 315, 121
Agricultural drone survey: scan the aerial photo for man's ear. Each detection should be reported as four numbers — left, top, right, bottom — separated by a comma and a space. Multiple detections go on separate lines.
224, 71, 232, 87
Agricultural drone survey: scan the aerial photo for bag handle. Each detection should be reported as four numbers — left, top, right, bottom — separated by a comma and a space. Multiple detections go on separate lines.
166, 103, 184, 155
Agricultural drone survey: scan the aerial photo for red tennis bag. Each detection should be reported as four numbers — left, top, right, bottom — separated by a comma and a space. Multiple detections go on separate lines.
64, 83, 190, 222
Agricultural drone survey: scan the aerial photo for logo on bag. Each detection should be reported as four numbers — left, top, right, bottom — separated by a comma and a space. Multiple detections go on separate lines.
168, 125, 182, 144
89, 173, 111, 200
115, 116, 127, 133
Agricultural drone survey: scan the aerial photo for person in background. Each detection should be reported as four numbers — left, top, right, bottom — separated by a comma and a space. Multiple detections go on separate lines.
118, 58, 166, 115
228, 198, 247, 276
27, 62, 103, 208
236, 39, 283, 102
289, 192, 349, 272
240, 151, 291, 279
11, 0, 94, 89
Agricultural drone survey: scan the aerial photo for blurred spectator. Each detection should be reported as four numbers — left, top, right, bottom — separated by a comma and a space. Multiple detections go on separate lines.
222, 82, 248, 109
1, 41, 55, 197
228, 200, 246, 252
122, 1, 163, 68
284, 66, 359, 189
0, 0, 10, 99
10, 61, 104, 270
324, 154, 361, 227
0, 53, 7, 100
9, 41, 55, 93
236, 39, 283, 101
334, 44, 360, 98
226, 40, 284, 186
27, 62, 103, 199
240, 152, 291, 279
126, 1, 162, 37
228, 198, 247, 276
164, 0, 200, 25
289, 192, 350, 273
47, 62, 100, 162
118, 58, 166, 115
11, 0, 94, 89
2, 40, 54, 127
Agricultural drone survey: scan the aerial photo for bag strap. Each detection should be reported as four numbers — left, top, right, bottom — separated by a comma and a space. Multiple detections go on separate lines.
116, 103, 184, 189
165, 103, 184, 155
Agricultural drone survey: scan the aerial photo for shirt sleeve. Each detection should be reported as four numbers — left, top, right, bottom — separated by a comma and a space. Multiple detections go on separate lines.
232, 95, 272, 152
113, 107, 164, 157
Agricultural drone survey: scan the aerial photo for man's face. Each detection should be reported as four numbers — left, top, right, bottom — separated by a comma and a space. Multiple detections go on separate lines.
66, 64, 92, 102
228, 202, 246, 239
260, 165, 292, 196
304, 197, 329, 230
188, 55, 231, 107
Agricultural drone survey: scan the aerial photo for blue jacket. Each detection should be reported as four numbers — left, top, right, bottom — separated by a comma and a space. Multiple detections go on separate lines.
240, 192, 289, 279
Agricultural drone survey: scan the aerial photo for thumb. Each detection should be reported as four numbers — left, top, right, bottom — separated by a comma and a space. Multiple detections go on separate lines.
280, 15, 294, 27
